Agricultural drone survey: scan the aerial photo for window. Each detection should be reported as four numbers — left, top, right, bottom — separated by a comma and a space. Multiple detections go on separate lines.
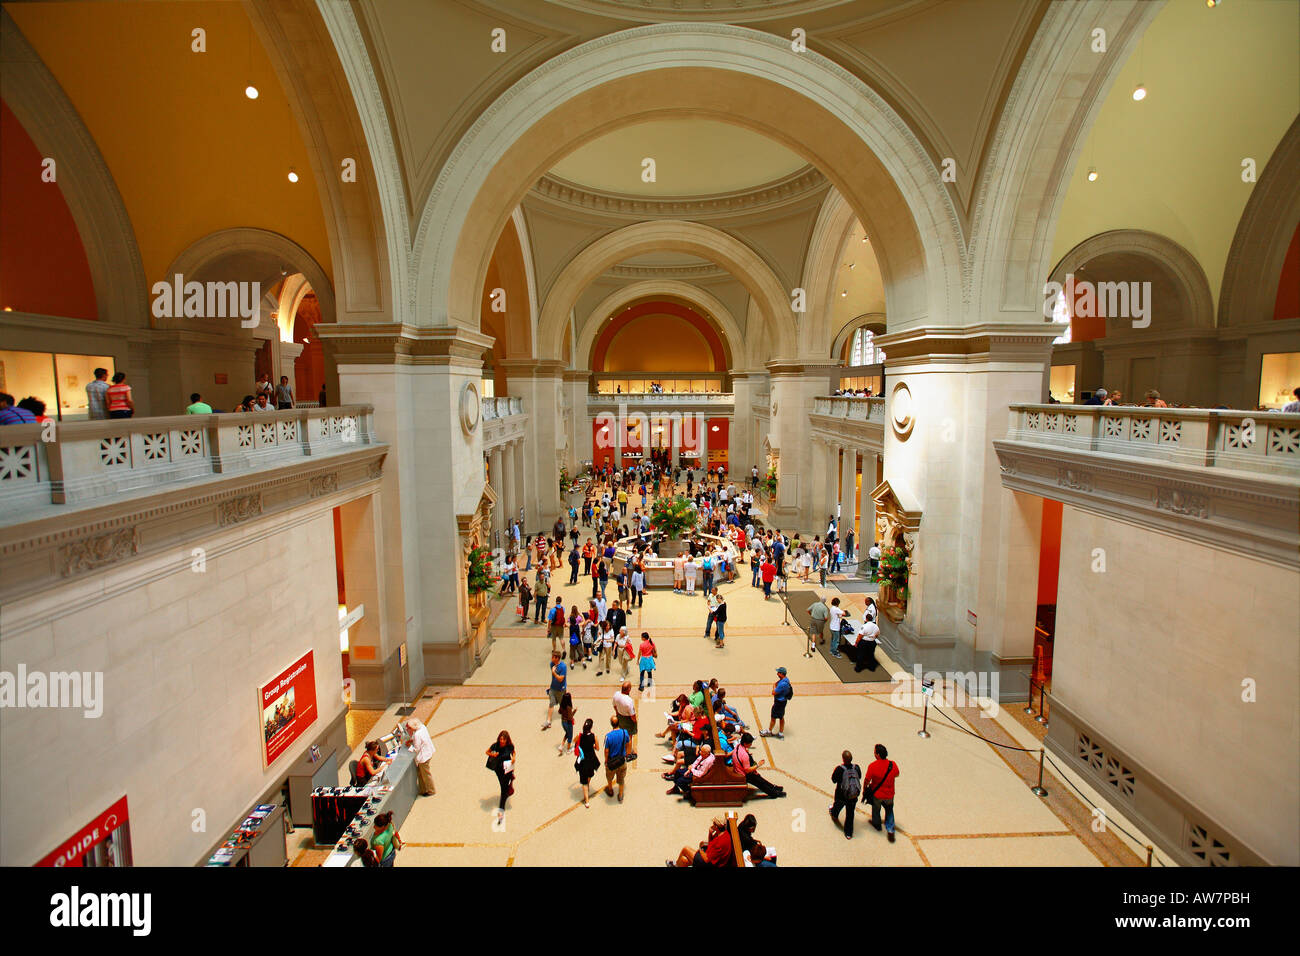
850, 328, 886, 366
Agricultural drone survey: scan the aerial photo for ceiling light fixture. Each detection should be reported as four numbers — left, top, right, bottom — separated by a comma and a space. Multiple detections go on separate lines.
1132, 84, 1147, 101
245, 85, 259, 100
1206, 0, 1218, 7
710, 425, 720, 432
1086, 168, 1099, 182
287, 168, 299, 183
841, 291, 848, 297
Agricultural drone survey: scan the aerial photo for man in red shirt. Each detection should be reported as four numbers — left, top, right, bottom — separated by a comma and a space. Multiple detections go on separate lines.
760, 558, 777, 598
667, 817, 734, 867
864, 743, 900, 842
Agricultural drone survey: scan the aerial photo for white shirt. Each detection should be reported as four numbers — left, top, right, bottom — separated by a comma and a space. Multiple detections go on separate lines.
829, 606, 844, 631
613, 691, 636, 718
860, 620, 881, 642
407, 725, 435, 763
602, 629, 616, 649
1284, 400, 1300, 413
631, 570, 644, 590
594, 597, 608, 621
684, 559, 697, 577
869, 546, 881, 560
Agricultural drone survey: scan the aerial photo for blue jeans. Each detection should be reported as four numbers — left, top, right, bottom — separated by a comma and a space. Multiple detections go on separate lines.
830, 627, 842, 655
751, 564, 760, 586
380, 851, 395, 867
714, 620, 725, 643
871, 797, 895, 833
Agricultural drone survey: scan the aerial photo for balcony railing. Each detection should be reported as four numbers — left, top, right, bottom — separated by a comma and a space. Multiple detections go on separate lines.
0, 405, 380, 518
813, 396, 886, 423
587, 392, 734, 405
482, 396, 524, 420
1005, 404, 1300, 477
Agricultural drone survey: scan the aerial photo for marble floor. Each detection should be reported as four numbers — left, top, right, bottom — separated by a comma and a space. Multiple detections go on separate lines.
293, 570, 1151, 867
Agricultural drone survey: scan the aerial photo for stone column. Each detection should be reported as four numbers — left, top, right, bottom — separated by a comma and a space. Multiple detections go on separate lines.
512, 438, 528, 530
820, 438, 839, 535
565, 370, 592, 470
860, 450, 879, 552
489, 445, 505, 540
319, 323, 494, 687
839, 443, 858, 544
730, 371, 764, 478
499, 439, 517, 530
767, 361, 839, 532
501, 359, 565, 526
874, 323, 1059, 688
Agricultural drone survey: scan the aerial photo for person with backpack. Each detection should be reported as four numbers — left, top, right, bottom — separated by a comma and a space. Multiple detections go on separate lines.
759, 666, 793, 739
864, 744, 901, 842
602, 713, 631, 803
830, 750, 864, 839
546, 597, 566, 652
568, 542, 581, 584
542, 652, 566, 731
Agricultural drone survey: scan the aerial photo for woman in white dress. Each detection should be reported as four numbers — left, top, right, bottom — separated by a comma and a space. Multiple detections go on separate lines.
684, 555, 698, 594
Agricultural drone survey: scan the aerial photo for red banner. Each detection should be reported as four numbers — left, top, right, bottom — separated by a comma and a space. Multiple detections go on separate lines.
36, 795, 131, 867
260, 650, 317, 767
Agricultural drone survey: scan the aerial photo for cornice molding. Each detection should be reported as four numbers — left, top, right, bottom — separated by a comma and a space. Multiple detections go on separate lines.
530, 166, 829, 221
993, 439, 1300, 570
605, 263, 730, 280
0, 447, 386, 608
316, 323, 494, 366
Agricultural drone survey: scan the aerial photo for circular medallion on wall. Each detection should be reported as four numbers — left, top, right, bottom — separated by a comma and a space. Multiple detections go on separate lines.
890, 381, 915, 440
459, 380, 481, 435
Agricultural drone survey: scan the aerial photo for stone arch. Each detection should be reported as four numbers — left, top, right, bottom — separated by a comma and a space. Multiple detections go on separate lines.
832, 313, 889, 362
968, 0, 1162, 319
801, 189, 860, 351
162, 227, 336, 331
410, 23, 964, 346
1219, 114, 1300, 327
538, 220, 795, 361
1048, 229, 1214, 335
575, 281, 747, 372
0, 7, 148, 326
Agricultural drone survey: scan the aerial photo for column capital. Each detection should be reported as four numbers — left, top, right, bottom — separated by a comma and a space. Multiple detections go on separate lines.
873, 323, 1061, 366
499, 358, 567, 378
765, 360, 840, 377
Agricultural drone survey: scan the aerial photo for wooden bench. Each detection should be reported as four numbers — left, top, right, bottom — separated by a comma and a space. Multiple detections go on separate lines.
689, 693, 750, 807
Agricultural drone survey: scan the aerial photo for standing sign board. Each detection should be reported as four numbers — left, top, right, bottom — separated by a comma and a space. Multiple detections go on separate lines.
260, 650, 318, 767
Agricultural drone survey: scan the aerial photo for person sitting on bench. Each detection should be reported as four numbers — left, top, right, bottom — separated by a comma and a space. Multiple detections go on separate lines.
667, 817, 734, 868
665, 744, 714, 798
732, 732, 786, 798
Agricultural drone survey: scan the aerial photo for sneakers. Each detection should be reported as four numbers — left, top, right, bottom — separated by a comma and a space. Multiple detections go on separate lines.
661, 755, 675, 763
541, 722, 551, 731
758, 730, 772, 738
887, 831, 896, 843
774, 732, 784, 739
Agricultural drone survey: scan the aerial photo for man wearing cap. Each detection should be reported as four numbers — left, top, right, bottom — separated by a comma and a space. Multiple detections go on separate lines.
733, 732, 785, 797
759, 667, 793, 739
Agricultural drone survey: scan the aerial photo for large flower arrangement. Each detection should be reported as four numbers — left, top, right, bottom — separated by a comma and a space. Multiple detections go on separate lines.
877, 545, 909, 597
763, 466, 778, 496
649, 494, 697, 540
559, 466, 571, 497
466, 545, 496, 596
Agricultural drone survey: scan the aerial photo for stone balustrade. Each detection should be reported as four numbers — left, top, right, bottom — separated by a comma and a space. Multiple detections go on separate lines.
1006, 404, 1300, 477
586, 392, 734, 407
481, 396, 524, 420
0, 405, 380, 519
813, 395, 886, 422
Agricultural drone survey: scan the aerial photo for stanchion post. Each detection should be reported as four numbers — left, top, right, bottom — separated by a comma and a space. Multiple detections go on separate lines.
1023, 676, 1037, 716
917, 698, 931, 738
1145, 846, 1154, 867
1035, 682, 1049, 727
1031, 748, 1048, 797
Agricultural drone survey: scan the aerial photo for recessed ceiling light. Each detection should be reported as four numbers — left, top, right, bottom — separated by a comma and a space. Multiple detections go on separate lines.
287, 168, 299, 183
1206, 0, 1218, 7
1132, 84, 1147, 101
1086, 168, 1099, 182
841, 291, 848, 297
2, 306, 12, 312
710, 425, 720, 432
245, 85, 259, 100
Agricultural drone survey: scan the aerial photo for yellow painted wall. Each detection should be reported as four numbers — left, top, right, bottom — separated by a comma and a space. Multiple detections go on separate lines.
6, 1, 333, 286
1051, 0, 1299, 310
602, 314, 714, 372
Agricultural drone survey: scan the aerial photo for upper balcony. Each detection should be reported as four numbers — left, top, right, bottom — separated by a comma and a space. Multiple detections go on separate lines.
813, 395, 886, 424
586, 392, 735, 413
994, 404, 1300, 569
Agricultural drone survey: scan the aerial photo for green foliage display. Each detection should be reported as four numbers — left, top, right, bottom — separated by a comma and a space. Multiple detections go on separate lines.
878, 545, 909, 597
649, 494, 697, 539
467, 545, 495, 596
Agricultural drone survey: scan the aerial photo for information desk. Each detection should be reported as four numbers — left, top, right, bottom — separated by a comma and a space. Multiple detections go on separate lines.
610, 532, 742, 588
319, 748, 418, 867
287, 747, 338, 827
206, 803, 288, 867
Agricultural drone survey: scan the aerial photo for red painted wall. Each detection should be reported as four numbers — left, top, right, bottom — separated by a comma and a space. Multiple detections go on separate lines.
1274, 222, 1300, 320
591, 300, 729, 372
593, 418, 615, 469
293, 293, 325, 404
707, 417, 729, 468
1037, 498, 1063, 605
0, 100, 97, 318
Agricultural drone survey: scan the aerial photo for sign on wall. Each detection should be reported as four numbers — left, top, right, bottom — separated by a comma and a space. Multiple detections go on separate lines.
259, 650, 317, 767
36, 795, 132, 867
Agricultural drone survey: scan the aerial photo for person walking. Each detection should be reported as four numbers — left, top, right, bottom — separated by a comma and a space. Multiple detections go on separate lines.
630, 564, 645, 608
829, 750, 863, 839
602, 714, 631, 803
637, 632, 657, 691
864, 744, 900, 842
760, 555, 777, 599
275, 375, 294, 409
711, 591, 728, 649
574, 717, 601, 808
85, 367, 110, 420
532, 569, 550, 623
598, 625, 615, 676
568, 543, 580, 585
557, 692, 576, 755
546, 598, 566, 652
542, 651, 566, 730
485, 730, 516, 822
405, 717, 437, 796
612, 680, 638, 759
759, 667, 793, 739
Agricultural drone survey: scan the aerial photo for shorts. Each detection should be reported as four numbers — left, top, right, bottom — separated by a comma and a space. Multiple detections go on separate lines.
605, 762, 627, 785
547, 688, 564, 706
617, 714, 637, 735
770, 699, 788, 720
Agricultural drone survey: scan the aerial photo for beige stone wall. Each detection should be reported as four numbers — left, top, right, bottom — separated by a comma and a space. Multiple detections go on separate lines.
1053, 504, 1300, 864
0, 511, 344, 866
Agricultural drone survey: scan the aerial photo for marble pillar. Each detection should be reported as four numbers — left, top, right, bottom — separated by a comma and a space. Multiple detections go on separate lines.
839, 443, 858, 544
860, 450, 879, 552
766, 362, 838, 531
512, 438, 527, 530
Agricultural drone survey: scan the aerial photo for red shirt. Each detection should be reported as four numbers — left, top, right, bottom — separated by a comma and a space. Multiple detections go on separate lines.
704, 828, 733, 866
760, 562, 777, 583
866, 758, 899, 800
106, 383, 131, 411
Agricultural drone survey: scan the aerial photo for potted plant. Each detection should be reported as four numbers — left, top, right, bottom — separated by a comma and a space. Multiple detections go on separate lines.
763, 466, 778, 497
466, 545, 495, 603
649, 494, 696, 541
559, 466, 571, 498
877, 545, 909, 605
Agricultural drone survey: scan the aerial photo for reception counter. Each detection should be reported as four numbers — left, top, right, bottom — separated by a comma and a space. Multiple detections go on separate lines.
319, 748, 419, 867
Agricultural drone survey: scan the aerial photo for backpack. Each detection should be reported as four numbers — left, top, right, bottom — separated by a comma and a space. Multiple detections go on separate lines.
841, 764, 862, 801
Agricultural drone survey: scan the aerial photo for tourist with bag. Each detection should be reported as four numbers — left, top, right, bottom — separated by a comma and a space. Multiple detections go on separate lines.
829, 750, 863, 839
574, 718, 601, 808
864, 744, 900, 842
602, 714, 631, 803
485, 730, 516, 823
